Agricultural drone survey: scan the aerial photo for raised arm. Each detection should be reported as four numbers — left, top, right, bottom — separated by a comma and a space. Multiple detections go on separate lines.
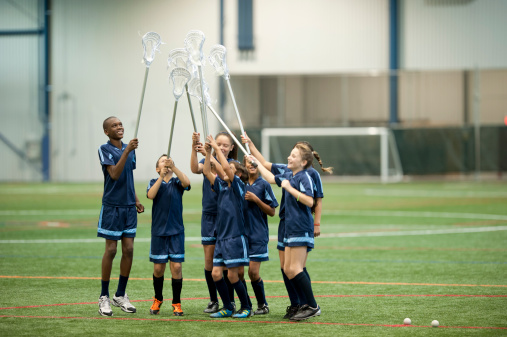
202, 143, 216, 185
166, 158, 190, 188
190, 132, 203, 174
208, 135, 233, 182
248, 155, 275, 184
106, 138, 138, 180
242, 132, 272, 171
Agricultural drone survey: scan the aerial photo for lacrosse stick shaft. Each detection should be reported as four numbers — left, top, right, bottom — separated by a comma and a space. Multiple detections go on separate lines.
167, 100, 178, 157
226, 79, 250, 154
207, 105, 249, 156
134, 67, 150, 138
185, 84, 198, 133
198, 65, 210, 137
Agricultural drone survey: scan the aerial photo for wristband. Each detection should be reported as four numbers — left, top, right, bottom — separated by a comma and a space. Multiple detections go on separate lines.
297, 192, 301, 202
314, 223, 320, 226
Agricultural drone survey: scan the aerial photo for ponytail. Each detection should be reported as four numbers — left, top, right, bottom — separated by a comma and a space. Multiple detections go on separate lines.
294, 141, 333, 174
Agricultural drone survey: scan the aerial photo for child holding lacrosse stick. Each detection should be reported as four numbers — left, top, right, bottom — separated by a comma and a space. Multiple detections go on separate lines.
244, 134, 332, 320
242, 157, 279, 315
147, 155, 190, 316
248, 143, 322, 321
203, 135, 253, 318
190, 131, 238, 313
97, 116, 144, 317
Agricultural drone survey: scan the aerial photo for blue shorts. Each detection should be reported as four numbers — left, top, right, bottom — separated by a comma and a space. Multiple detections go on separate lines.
277, 219, 285, 251
201, 212, 217, 245
213, 235, 249, 268
248, 241, 269, 262
97, 205, 137, 240
284, 231, 314, 249
150, 232, 185, 263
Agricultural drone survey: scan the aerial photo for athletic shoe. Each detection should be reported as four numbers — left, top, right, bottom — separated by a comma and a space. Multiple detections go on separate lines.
232, 308, 253, 318
254, 304, 269, 315
203, 301, 219, 313
290, 304, 321, 321
283, 305, 299, 319
210, 308, 233, 318
98, 295, 113, 316
150, 298, 163, 315
112, 293, 136, 313
172, 303, 184, 316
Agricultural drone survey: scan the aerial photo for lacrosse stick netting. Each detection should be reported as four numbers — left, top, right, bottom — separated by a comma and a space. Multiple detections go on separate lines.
167, 67, 191, 157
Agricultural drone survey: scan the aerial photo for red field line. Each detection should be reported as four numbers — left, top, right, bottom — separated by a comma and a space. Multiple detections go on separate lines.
1, 294, 505, 311
1, 275, 506, 288
0, 314, 506, 330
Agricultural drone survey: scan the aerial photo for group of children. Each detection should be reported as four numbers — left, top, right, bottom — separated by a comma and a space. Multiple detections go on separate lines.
96, 116, 332, 321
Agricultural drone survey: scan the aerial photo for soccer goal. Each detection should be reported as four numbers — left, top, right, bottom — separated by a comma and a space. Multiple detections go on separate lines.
261, 127, 403, 183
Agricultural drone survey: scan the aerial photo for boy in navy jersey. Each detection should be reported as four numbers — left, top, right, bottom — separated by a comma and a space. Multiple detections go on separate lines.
147, 155, 190, 316
97, 116, 144, 316
203, 135, 252, 318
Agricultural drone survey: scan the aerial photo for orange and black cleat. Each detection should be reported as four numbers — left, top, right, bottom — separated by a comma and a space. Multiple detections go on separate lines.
172, 303, 184, 316
150, 298, 163, 315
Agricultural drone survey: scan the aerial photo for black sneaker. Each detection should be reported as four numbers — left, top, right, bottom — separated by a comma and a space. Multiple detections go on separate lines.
283, 305, 299, 319
290, 304, 321, 321
254, 304, 269, 315
203, 301, 219, 313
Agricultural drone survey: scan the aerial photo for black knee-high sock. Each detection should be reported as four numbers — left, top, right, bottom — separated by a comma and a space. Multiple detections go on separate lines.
303, 267, 310, 282
115, 274, 128, 297
172, 278, 182, 304
223, 270, 235, 303
100, 280, 110, 297
241, 279, 253, 308
291, 272, 317, 308
232, 281, 252, 310
153, 274, 164, 301
251, 278, 267, 307
281, 269, 299, 306
204, 269, 218, 302
214, 278, 234, 311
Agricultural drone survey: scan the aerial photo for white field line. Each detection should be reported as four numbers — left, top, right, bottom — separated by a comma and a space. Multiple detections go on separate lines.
0, 209, 203, 216
324, 210, 507, 221
2, 226, 507, 244
363, 189, 507, 198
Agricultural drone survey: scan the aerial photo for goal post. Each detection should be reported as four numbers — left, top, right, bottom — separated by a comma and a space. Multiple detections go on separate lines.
261, 127, 403, 183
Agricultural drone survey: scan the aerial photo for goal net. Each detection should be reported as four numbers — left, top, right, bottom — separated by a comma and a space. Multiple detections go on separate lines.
261, 127, 403, 183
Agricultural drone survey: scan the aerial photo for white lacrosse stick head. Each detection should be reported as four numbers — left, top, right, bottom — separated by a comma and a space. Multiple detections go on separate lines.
187, 77, 211, 105
168, 48, 189, 69
170, 67, 191, 101
209, 44, 229, 79
141, 32, 162, 67
184, 30, 205, 65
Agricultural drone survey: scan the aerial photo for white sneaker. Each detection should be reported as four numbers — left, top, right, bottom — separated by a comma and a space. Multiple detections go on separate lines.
112, 293, 136, 313
98, 295, 113, 316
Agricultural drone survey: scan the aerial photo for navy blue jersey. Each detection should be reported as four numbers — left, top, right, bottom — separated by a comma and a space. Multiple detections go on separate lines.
274, 170, 314, 233
307, 167, 324, 199
213, 175, 246, 240
98, 141, 136, 207
270, 163, 291, 220
199, 157, 236, 214
244, 177, 278, 244
147, 177, 190, 236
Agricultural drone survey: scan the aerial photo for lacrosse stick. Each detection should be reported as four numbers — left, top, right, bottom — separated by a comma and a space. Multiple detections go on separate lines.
187, 78, 249, 156
134, 32, 162, 138
184, 30, 209, 137
168, 48, 198, 133
209, 44, 256, 166
167, 67, 191, 158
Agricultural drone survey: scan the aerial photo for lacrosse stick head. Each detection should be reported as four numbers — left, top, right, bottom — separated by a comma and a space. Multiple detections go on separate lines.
209, 44, 229, 79
170, 67, 191, 101
168, 48, 190, 69
184, 30, 206, 65
187, 77, 211, 105
141, 32, 162, 67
